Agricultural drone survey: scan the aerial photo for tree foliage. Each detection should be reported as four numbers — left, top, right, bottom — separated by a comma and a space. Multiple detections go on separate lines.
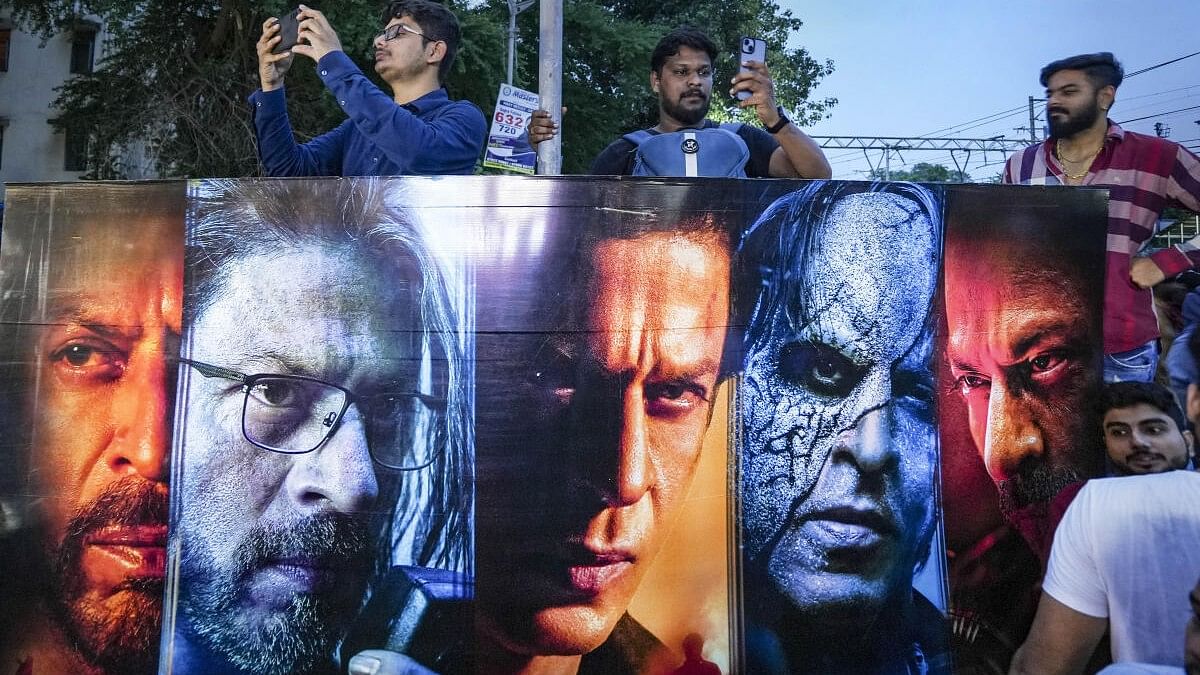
0, 0, 835, 177
869, 162, 972, 183
500, 0, 836, 172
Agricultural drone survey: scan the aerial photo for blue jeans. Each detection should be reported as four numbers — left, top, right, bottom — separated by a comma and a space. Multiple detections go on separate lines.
1166, 326, 1198, 411
1103, 338, 1160, 383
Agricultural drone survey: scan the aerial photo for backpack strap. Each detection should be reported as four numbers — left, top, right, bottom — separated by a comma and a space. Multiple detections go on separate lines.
622, 129, 655, 147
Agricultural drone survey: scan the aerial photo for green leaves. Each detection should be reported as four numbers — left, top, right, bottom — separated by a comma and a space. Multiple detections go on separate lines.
868, 162, 973, 183
1, 0, 835, 177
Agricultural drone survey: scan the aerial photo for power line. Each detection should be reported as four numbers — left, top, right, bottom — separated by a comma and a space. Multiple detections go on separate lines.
1126, 50, 1200, 78
1118, 105, 1200, 125
826, 56, 1200, 174
1122, 84, 1200, 102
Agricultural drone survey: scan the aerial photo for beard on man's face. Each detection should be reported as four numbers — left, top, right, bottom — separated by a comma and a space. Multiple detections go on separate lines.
662, 88, 711, 126
995, 459, 1084, 518
1048, 95, 1103, 140
180, 512, 375, 675
50, 476, 168, 675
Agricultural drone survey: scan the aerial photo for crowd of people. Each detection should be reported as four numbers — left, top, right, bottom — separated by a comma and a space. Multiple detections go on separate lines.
251, 4, 1200, 673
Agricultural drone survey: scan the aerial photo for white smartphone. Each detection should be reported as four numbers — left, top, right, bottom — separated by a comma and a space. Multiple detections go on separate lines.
737, 36, 768, 101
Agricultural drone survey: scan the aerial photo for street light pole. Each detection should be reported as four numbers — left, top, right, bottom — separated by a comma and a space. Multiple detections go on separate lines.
536, 0, 562, 174
506, 0, 534, 85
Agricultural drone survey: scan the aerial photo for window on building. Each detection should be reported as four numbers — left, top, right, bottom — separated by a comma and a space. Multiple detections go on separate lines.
0, 25, 11, 72
63, 126, 89, 172
69, 24, 96, 74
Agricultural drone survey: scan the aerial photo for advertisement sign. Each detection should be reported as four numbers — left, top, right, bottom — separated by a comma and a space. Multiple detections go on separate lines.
483, 84, 539, 175
0, 178, 1107, 675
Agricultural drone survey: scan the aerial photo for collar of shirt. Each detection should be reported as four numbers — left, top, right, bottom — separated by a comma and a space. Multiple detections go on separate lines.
401, 87, 451, 115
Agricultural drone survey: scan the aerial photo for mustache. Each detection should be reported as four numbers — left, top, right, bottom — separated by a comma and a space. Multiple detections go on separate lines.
62, 476, 168, 544
230, 512, 373, 580
996, 461, 1083, 514
53, 476, 168, 618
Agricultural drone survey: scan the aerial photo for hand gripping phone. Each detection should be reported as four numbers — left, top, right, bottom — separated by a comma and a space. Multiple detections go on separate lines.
736, 36, 768, 101
340, 566, 474, 675
271, 8, 301, 54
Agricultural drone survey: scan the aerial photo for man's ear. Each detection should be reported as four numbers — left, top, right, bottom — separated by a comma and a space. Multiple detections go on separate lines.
1098, 84, 1116, 112
650, 70, 660, 94
426, 39, 447, 67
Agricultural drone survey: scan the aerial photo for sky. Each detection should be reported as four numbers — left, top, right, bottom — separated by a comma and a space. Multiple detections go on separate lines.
779, 0, 1200, 179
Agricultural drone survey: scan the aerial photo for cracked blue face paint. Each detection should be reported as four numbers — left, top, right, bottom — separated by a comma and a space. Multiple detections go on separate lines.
740, 188, 941, 625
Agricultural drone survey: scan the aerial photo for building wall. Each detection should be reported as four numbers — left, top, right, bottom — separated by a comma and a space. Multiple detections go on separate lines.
0, 15, 151, 202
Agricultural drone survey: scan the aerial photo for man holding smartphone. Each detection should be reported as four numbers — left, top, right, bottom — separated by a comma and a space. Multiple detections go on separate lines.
530, 27, 830, 178
252, 1, 486, 176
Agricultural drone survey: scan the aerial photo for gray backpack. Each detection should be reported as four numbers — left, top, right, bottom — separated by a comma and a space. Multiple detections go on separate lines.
623, 123, 749, 177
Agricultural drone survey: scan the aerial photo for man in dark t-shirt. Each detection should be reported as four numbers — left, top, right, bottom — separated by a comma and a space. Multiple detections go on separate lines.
530, 27, 830, 178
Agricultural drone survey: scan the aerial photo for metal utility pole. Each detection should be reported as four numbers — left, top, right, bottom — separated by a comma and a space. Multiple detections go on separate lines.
505, 0, 535, 85
535, 0, 562, 175
1028, 96, 1039, 143
814, 136, 1029, 153
813, 136, 1030, 180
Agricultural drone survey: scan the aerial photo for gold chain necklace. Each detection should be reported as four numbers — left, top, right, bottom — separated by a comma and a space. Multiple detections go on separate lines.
1056, 139, 1102, 180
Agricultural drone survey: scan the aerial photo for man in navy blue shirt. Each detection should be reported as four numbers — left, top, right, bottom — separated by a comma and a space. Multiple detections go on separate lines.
252, 1, 486, 176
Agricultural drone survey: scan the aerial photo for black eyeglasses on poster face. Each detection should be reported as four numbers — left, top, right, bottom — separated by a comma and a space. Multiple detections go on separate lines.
180, 358, 443, 470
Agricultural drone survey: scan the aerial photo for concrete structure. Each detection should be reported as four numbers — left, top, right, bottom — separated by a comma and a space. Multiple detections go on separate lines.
0, 14, 154, 203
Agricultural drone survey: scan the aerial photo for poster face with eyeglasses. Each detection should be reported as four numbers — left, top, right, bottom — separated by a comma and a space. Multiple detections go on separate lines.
160, 178, 475, 675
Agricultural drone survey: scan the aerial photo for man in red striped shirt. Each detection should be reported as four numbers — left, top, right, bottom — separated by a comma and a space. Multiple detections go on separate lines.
1004, 52, 1200, 383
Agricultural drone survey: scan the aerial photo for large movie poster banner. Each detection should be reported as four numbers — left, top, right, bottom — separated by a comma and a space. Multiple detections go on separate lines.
0, 178, 1108, 675
0, 182, 185, 675
160, 178, 475, 674
938, 185, 1107, 673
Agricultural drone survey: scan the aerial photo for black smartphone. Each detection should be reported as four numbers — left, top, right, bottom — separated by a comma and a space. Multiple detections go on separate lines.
271, 8, 301, 54
340, 566, 474, 675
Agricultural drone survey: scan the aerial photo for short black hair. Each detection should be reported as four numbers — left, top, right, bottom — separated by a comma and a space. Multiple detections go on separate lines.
1040, 52, 1124, 90
650, 26, 718, 75
1098, 381, 1186, 431
383, 0, 462, 84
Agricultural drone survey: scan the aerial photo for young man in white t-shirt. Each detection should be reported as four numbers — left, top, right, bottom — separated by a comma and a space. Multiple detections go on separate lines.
1009, 337, 1200, 674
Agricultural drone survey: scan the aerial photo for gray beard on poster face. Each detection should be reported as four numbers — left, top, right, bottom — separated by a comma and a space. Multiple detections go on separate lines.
178, 513, 372, 675
739, 192, 939, 599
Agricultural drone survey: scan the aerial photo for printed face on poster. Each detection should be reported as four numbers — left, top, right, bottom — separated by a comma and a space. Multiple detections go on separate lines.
0, 177, 1107, 675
